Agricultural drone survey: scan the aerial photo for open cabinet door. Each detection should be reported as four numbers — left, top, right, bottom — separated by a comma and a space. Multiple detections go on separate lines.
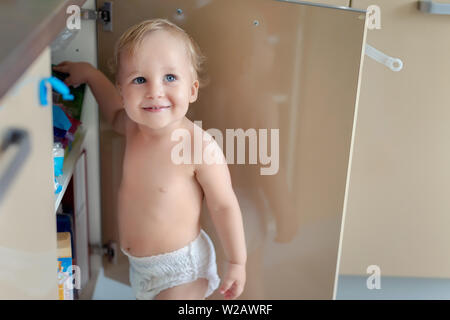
97, 0, 367, 299
0, 48, 58, 299
337, 0, 450, 299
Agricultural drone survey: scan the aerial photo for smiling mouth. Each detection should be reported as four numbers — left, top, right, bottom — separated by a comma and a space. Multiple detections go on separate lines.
143, 106, 171, 110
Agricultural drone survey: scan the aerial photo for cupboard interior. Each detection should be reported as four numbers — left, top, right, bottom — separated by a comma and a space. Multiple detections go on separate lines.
50, 2, 101, 298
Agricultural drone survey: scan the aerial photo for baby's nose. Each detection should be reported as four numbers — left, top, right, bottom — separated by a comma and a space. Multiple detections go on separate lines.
145, 81, 163, 98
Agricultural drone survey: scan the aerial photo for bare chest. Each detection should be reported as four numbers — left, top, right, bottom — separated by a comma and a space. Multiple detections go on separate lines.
121, 127, 196, 192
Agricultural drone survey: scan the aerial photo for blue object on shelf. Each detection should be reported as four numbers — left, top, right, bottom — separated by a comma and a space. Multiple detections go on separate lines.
54, 156, 64, 177
39, 76, 74, 106
54, 127, 67, 138
54, 178, 62, 194
53, 105, 72, 131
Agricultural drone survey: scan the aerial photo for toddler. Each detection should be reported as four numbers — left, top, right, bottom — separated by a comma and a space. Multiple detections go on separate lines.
53, 19, 247, 300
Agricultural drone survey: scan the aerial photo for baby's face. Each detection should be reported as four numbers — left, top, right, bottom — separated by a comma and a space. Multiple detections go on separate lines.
117, 30, 199, 131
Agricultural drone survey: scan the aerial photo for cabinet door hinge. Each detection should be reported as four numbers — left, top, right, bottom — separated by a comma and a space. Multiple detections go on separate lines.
89, 241, 117, 264
81, 2, 112, 32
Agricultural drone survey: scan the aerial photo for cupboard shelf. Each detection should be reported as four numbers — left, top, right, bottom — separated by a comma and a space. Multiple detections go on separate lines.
54, 128, 87, 213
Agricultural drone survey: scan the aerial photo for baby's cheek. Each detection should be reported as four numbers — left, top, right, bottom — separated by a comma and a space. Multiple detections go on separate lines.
173, 104, 189, 116
123, 107, 139, 123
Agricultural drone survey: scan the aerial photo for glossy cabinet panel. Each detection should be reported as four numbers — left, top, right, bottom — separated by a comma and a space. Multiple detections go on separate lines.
97, 0, 366, 299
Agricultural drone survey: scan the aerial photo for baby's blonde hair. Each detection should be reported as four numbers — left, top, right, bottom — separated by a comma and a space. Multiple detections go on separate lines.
110, 18, 208, 88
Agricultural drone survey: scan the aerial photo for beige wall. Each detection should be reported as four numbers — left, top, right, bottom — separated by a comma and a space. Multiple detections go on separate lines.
339, 0, 450, 278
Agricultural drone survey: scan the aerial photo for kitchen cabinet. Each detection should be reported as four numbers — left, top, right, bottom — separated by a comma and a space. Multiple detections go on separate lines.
0, 47, 58, 299
339, 0, 450, 279
0, 0, 99, 299
0, 0, 366, 299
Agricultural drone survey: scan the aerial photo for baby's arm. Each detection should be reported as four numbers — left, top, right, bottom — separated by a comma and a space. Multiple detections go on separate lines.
195, 139, 247, 300
52, 62, 126, 135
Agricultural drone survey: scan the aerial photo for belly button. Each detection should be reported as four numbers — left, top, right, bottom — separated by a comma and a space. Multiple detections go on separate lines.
158, 187, 168, 193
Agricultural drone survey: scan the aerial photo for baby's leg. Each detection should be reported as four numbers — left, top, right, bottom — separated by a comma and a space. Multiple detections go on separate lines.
155, 278, 209, 300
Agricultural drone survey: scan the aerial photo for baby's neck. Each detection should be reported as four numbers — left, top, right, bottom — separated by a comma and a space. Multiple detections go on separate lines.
137, 117, 187, 142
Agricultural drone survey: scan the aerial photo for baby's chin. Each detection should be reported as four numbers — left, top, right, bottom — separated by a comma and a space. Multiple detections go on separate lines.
136, 116, 187, 132
126, 107, 189, 130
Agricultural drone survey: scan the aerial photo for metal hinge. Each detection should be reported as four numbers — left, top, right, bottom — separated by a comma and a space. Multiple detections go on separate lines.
81, 2, 112, 32
419, 0, 450, 15
90, 241, 117, 264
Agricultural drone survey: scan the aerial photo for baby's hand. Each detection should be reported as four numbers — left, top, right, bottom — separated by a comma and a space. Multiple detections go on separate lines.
52, 61, 95, 88
219, 261, 246, 300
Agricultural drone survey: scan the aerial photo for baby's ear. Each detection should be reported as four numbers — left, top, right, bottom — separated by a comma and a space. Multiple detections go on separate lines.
189, 80, 200, 103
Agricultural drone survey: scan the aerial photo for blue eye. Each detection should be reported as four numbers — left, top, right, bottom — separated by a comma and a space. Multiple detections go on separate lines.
165, 74, 176, 82
132, 77, 145, 84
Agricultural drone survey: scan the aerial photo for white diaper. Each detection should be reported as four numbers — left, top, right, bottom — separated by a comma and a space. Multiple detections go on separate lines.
121, 229, 221, 300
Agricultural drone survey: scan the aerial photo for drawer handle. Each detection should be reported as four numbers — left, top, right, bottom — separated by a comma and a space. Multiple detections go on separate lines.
39, 76, 73, 106
419, 0, 450, 14
0, 128, 30, 206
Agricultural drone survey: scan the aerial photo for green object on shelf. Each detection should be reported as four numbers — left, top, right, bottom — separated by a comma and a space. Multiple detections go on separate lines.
52, 64, 86, 121
60, 85, 85, 120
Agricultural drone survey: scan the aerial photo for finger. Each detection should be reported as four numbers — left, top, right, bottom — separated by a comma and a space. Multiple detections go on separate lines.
63, 77, 77, 88
231, 282, 245, 299
224, 283, 239, 300
56, 61, 69, 67
53, 61, 71, 71
234, 284, 244, 299
53, 65, 69, 73
220, 279, 234, 295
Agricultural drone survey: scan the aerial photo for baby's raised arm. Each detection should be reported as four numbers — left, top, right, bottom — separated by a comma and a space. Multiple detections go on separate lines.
194, 139, 247, 299
52, 62, 126, 134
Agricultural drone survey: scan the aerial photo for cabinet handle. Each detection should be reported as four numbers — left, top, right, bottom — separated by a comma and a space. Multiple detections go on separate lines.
39, 77, 73, 107
0, 128, 30, 206
419, 0, 450, 15
365, 44, 403, 72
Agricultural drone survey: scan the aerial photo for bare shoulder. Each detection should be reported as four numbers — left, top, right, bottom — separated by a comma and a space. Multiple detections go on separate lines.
181, 118, 211, 149
187, 121, 234, 214
182, 119, 219, 147
184, 121, 227, 173
182, 118, 199, 136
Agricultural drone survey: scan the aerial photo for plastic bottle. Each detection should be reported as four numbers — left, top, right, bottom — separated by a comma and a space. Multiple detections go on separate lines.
53, 142, 65, 194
